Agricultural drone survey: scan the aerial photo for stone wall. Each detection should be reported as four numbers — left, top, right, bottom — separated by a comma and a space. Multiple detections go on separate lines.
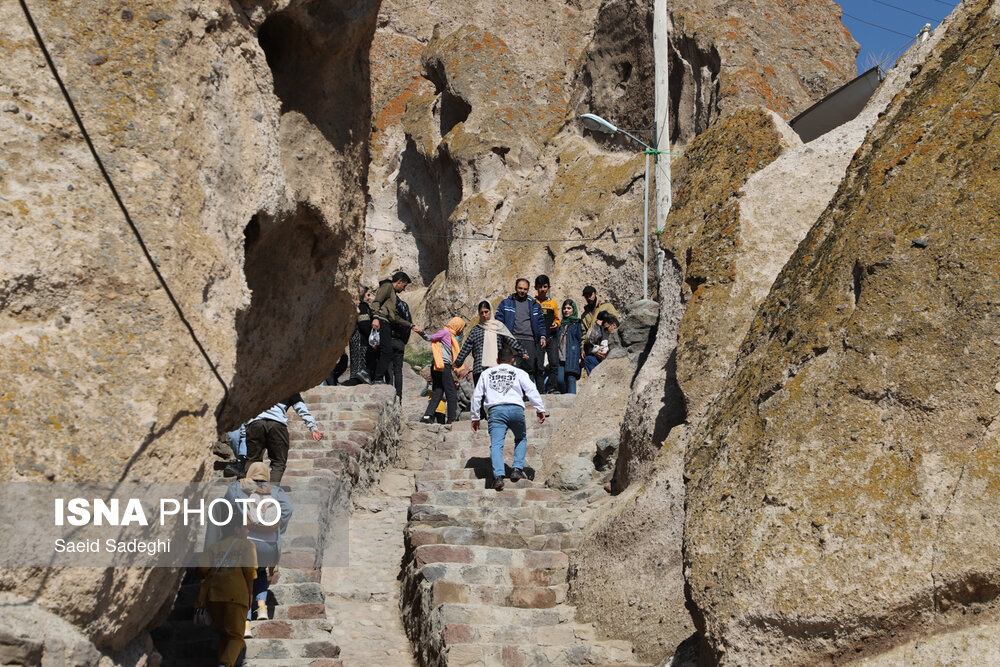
0, 0, 376, 655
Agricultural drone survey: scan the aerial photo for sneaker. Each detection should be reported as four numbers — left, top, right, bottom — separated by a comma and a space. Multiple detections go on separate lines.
223, 456, 246, 479
509, 468, 524, 482
357, 370, 372, 385
256, 602, 268, 621
492, 476, 505, 491
244, 620, 252, 638
419, 415, 433, 424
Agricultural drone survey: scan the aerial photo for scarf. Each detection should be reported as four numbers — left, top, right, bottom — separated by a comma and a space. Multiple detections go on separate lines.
478, 318, 515, 368
559, 301, 580, 329
432, 317, 466, 371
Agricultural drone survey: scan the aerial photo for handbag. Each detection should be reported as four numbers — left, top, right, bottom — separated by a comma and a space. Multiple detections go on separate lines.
368, 329, 381, 348
194, 538, 238, 627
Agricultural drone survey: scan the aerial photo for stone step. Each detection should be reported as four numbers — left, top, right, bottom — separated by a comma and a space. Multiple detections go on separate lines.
408, 504, 582, 526
269, 582, 326, 607
244, 637, 341, 661
415, 477, 545, 492
247, 618, 334, 640
432, 602, 577, 628
272, 602, 328, 621
245, 660, 342, 667
407, 524, 581, 552
414, 561, 568, 588
442, 640, 644, 666
411, 544, 568, 571
427, 580, 569, 609
411, 487, 562, 506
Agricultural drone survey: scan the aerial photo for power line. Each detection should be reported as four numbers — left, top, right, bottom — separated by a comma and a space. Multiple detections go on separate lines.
842, 11, 918, 38
877, 34, 918, 71
18, 0, 230, 398
927, 0, 957, 7
367, 226, 644, 242
870, 0, 941, 23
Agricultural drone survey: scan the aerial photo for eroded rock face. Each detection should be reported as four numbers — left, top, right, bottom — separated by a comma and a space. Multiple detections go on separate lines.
579, 0, 857, 148
685, 1, 1000, 663
365, 0, 858, 325
1, 0, 374, 653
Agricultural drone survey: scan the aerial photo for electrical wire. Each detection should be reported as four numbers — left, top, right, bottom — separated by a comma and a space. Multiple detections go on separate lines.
366, 226, 644, 242
18, 0, 230, 398
842, 11, 918, 38
870, 0, 942, 23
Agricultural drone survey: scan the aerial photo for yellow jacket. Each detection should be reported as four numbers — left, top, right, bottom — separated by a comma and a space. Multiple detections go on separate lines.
197, 536, 257, 606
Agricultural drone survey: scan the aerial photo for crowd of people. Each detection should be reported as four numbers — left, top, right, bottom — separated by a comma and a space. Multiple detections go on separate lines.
325, 273, 622, 422
203, 271, 623, 663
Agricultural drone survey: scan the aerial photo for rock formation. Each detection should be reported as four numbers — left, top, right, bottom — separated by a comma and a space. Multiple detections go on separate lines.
364, 0, 858, 325
0, 0, 375, 657
571, 5, 950, 659
685, 0, 1000, 662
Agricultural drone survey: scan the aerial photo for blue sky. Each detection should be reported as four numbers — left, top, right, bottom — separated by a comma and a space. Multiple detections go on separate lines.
835, 0, 960, 73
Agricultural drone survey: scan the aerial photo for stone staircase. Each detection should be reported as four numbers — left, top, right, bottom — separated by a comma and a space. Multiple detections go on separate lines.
399, 394, 650, 667
154, 384, 400, 667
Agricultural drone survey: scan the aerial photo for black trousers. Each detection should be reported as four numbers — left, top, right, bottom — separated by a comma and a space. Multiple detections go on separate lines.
245, 419, 290, 483
423, 364, 458, 421
389, 337, 405, 399
543, 334, 559, 392
372, 318, 394, 381
515, 337, 545, 395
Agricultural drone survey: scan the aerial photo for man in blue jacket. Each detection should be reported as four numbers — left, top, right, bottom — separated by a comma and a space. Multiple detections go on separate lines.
496, 278, 547, 394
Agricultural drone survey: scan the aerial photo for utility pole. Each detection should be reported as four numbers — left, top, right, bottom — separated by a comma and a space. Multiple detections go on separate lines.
652, 0, 672, 237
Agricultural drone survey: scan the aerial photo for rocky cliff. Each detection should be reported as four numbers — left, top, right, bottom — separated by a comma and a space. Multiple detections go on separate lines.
685, 0, 1000, 662
0, 0, 374, 658
364, 0, 858, 323
571, 7, 952, 660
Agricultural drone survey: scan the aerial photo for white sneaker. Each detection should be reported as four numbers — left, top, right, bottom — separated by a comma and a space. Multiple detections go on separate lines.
244, 620, 252, 638
256, 603, 269, 621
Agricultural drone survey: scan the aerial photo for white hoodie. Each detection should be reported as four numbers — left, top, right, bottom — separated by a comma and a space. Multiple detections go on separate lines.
470, 364, 546, 418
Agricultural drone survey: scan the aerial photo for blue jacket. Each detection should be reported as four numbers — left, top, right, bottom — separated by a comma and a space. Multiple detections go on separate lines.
496, 294, 547, 343
556, 321, 583, 376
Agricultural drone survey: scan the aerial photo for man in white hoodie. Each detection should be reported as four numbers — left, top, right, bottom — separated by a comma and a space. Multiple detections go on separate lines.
470, 346, 547, 490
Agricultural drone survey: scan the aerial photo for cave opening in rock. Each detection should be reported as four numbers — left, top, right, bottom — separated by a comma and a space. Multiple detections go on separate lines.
425, 58, 472, 138
257, 4, 375, 149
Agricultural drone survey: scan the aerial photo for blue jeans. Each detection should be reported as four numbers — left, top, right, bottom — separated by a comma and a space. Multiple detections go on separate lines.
227, 429, 245, 457
583, 355, 601, 376
487, 404, 527, 479
248, 540, 279, 616
557, 363, 578, 394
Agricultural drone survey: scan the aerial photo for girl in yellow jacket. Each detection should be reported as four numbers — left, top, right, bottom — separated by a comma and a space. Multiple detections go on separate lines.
420, 317, 469, 423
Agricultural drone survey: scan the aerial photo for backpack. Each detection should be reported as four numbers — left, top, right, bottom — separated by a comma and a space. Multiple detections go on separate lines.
246, 485, 280, 542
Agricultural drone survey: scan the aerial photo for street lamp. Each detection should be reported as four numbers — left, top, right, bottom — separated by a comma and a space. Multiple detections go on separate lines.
579, 113, 655, 300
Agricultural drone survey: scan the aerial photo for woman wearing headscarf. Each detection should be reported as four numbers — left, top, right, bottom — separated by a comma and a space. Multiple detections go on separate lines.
555, 299, 583, 394
345, 285, 373, 384
454, 301, 528, 389
420, 317, 469, 424
223, 462, 293, 627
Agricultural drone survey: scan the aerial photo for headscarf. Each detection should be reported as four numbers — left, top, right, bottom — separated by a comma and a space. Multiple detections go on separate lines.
240, 462, 273, 494
559, 300, 580, 328
432, 317, 467, 371
477, 315, 515, 368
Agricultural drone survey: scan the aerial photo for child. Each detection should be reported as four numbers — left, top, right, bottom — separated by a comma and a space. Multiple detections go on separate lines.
420, 317, 469, 423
